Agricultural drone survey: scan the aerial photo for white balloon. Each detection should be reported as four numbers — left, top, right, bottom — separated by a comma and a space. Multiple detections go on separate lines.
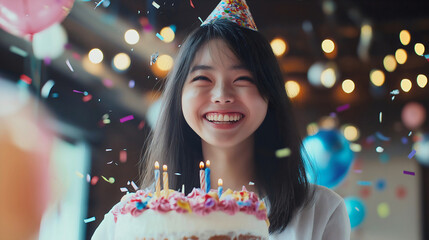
32, 24, 67, 60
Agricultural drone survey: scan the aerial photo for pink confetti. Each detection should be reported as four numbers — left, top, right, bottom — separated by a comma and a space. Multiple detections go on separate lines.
72, 52, 81, 60
119, 150, 127, 163
190, 0, 195, 8
138, 121, 145, 130
83, 94, 92, 102
103, 79, 114, 88
73, 90, 84, 93
120, 115, 134, 123
336, 104, 350, 112
91, 176, 99, 185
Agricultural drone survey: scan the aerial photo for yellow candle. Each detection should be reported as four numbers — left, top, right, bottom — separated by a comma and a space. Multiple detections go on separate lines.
154, 161, 160, 198
163, 164, 169, 197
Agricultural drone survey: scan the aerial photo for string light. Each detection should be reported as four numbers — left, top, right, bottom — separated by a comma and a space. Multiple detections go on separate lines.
400, 78, 412, 92
370, 69, 385, 87
270, 38, 287, 56
285, 80, 300, 98
417, 74, 427, 88
342, 79, 355, 93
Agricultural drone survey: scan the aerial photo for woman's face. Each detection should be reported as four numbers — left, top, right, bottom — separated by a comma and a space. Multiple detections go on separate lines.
181, 39, 268, 148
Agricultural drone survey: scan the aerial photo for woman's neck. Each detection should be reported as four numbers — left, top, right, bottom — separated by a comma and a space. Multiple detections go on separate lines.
201, 135, 256, 192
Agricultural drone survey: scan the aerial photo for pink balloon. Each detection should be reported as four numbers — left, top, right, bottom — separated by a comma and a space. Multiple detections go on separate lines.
0, 0, 74, 37
401, 102, 426, 130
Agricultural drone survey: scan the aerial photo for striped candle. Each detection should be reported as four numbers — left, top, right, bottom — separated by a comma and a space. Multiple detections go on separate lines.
154, 161, 161, 198
199, 161, 205, 192
163, 165, 169, 197
205, 160, 211, 193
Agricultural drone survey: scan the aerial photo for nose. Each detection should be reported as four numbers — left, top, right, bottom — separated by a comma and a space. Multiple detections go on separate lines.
211, 82, 235, 104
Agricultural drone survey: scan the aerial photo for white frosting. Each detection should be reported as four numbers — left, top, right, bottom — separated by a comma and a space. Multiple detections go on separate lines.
114, 210, 269, 240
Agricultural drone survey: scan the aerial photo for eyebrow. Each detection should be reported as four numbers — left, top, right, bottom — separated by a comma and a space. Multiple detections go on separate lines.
189, 64, 249, 73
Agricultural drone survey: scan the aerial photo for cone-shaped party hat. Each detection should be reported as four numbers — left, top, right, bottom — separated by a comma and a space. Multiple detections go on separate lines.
201, 0, 257, 31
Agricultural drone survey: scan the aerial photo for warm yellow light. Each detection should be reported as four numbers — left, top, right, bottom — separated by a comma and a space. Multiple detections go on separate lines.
395, 48, 407, 64
82, 56, 103, 75
370, 69, 385, 87
417, 74, 427, 88
383, 55, 397, 72
399, 30, 411, 46
160, 26, 175, 43
270, 38, 287, 56
342, 79, 355, 93
285, 80, 300, 98
321, 68, 336, 88
343, 125, 360, 141
350, 143, 362, 152
401, 78, 412, 92
113, 53, 131, 71
321, 39, 335, 53
414, 43, 425, 56
124, 29, 140, 45
88, 48, 103, 64
306, 122, 319, 136
156, 54, 173, 71
319, 116, 337, 130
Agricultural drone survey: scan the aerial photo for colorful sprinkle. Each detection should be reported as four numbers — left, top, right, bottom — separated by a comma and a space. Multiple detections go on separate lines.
10, 46, 28, 57
120, 115, 134, 123
376, 132, 390, 141
408, 149, 416, 159
275, 147, 291, 158
156, 33, 164, 41
150, 52, 159, 65
120, 150, 127, 163
19, 74, 32, 84
41, 80, 55, 98
129, 80, 135, 88
336, 104, 350, 112
106, 148, 112, 151
152, 1, 160, 9
403, 171, 415, 176
379, 112, 382, 123
190, 0, 195, 8
131, 181, 139, 191
94, 0, 105, 9
198, 17, 203, 23
377, 203, 390, 218
66, 59, 74, 72
390, 89, 399, 95
84, 217, 96, 223
120, 187, 128, 192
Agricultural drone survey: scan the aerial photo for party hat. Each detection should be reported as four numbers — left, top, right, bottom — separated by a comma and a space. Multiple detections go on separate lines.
201, 0, 258, 31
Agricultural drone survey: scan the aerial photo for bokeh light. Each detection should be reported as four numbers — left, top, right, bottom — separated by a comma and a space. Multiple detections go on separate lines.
417, 74, 427, 88
383, 55, 397, 72
155, 54, 174, 71
306, 122, 319, 136
270, 38, 287, 56
113, 53, 131, 71
342, 79, 355, 93
377, 202, 390, 218
342, 124, 360, 141
370, 69, 385, 87
321, 67, 336, 88
395, 48, 407, 64
88, 48, 103, 64
399, 30, 411, 45
414, 43, 425, 56
160, 26, 175, 43
285, 80, 300, 98
400, 78, 412, 92
321, 39, 335, 53
124, 29, 140, 45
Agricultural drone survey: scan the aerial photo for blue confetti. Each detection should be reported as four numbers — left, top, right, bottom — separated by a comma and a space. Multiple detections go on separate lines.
84, 217, 96, 223
408, 149, 416, 159
156, 33, 164, 41
357, 181, 372, 186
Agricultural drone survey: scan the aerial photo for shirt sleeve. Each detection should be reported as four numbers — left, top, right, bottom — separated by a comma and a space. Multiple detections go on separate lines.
322, 199, 351, 240
91, 211, 116, 240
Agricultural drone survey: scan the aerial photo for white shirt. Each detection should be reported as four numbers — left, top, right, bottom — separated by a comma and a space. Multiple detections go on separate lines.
92, 184, 350, 240
270, 184, 351, 240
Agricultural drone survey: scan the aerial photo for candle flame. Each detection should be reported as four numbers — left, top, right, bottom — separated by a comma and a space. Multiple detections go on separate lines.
155, 161, 159, 169
206, 160, 210, 167
163, 164, 167, 171
199, 161, 204, 169
218, 178, 223, 186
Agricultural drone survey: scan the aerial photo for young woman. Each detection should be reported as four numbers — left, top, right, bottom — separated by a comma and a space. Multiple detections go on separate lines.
93, 2, 350, 239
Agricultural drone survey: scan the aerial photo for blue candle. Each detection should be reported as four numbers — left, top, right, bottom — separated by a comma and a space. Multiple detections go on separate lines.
205, 160, 211, 193
218, 178, 223, 198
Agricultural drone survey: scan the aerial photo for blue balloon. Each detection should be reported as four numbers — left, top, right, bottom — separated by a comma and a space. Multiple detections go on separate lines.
344, 197, 366, 229
301, 129, 354, 188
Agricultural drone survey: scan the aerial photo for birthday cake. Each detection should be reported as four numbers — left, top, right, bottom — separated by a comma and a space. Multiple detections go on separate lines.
110, 187, 269, 240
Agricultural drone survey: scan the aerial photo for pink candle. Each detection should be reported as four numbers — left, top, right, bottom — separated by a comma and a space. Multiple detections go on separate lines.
199, 161, 205, 192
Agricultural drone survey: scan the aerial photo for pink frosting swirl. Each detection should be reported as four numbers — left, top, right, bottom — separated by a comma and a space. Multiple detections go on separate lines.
190, 194, 217, 216
218, 197, 239, 215
150, 197, 171, 213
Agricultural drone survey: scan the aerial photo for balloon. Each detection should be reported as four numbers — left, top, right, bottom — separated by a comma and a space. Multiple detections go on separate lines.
0, 0, 74, 37
302, 129, 354, 188
401, 102, 426, 130
413, 133, 429, 166
32, 23, 67, 60
344, 196, 366, 229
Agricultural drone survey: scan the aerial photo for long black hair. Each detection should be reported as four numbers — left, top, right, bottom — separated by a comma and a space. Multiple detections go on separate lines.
140, 19, 314, 234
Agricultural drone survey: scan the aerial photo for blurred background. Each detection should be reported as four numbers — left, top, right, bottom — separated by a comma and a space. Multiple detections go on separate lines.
0, 0, 428, 239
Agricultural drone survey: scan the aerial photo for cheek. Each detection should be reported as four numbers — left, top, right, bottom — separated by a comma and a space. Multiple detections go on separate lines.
181, 89, 200, 124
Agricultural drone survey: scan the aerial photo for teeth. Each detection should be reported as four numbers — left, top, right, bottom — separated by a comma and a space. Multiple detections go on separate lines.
205, 113, 243, 122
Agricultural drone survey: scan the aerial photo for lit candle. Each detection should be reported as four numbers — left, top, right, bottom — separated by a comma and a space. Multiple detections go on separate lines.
199, 161, 205, 192
154, 161, 161, 198
218, 178, 223, 198
205, 160, 211, 193
163, 164, 169, 197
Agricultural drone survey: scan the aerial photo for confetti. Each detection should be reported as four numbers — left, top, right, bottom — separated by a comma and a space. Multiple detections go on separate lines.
198, 17, 203, 23
102, 176, 116, 183
107, 161, 113, 164
174, 173, 182, 175
275, 147, 291, 158
375, 132, 390, 141
120, 187, 128, 192
94, 0, 104, 9
73, 90, 84, 94
156, 33, 164, 41
336, 104, 350, 112
84, 217, 96, 223
408, 149, 416, 159
403, 170, 415, 176
91, 176, 99, 185
131, 181, 139, 191
106, 148, 112, 151
375, 179, 386, 191
76, 172, 84, 178
87, 174, 91, 182
379, 112, 382, 123
249, 181, 255, 185
10, 46, 28, 57
41, 80, 55, 98
355, 207, 360, 212
376, 146, 384, 153
357, 181, 372, 186
119, 150, 127, 163
103, 79, 114, 88
408, 131, 412, 136
424, 54, 429, 61
390, 89, 399, 95
19, 74, 32, 84
129, 80, 135, 88
120, 115, 134, 123
83, 94, 92, 102
66, 59, 74, 72
190, 0, 195, 8
152, 1, 160, 9
150, 52, 159, 65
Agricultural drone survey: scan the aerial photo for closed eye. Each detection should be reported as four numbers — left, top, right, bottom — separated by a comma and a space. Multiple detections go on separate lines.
192, 76, 211, 82
234, 76, 254, 83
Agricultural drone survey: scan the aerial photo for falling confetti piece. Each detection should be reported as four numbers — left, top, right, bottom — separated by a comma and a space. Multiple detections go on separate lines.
84, 217, 96, 223
91, 176, 99, 185
156, 33, 164, 41
66, 59, 74, 72
109, 177, 115, 183
198, 17, 203, 23
107, 161, 113, 164
75, 172, 84, 178
190, 0, 195, 8
275, 148, 291, 158
424, 54, 429, 61
150, 52, 159, 65
129, 80, 135, 88
379, 112, 382, 123
390, 89, 399, 95
106, 148, 112, 151
41, 80, 55, 98
408, 131, 412, 136
120, 187, 128, 192
82, 94, 92, 102
120, 115, 134, 123
138, 121, 146, 130
376, 146, 384, 153
10, 46, 28, 57
152, 1, 160, 9
375, 132, 390, 141
357, 181, 372, 186
249, 181, 255, 185
174, 173, 182, 175
119, 150, 127, 163
19, 74, 32, 84
408, 149, 416, 159
131, 181, 139, 191
87, 174, 91, 182
73, 90, 84, 94
94, 0, 105, 9
336, 104, 350, 112
403, 170, 415, 176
